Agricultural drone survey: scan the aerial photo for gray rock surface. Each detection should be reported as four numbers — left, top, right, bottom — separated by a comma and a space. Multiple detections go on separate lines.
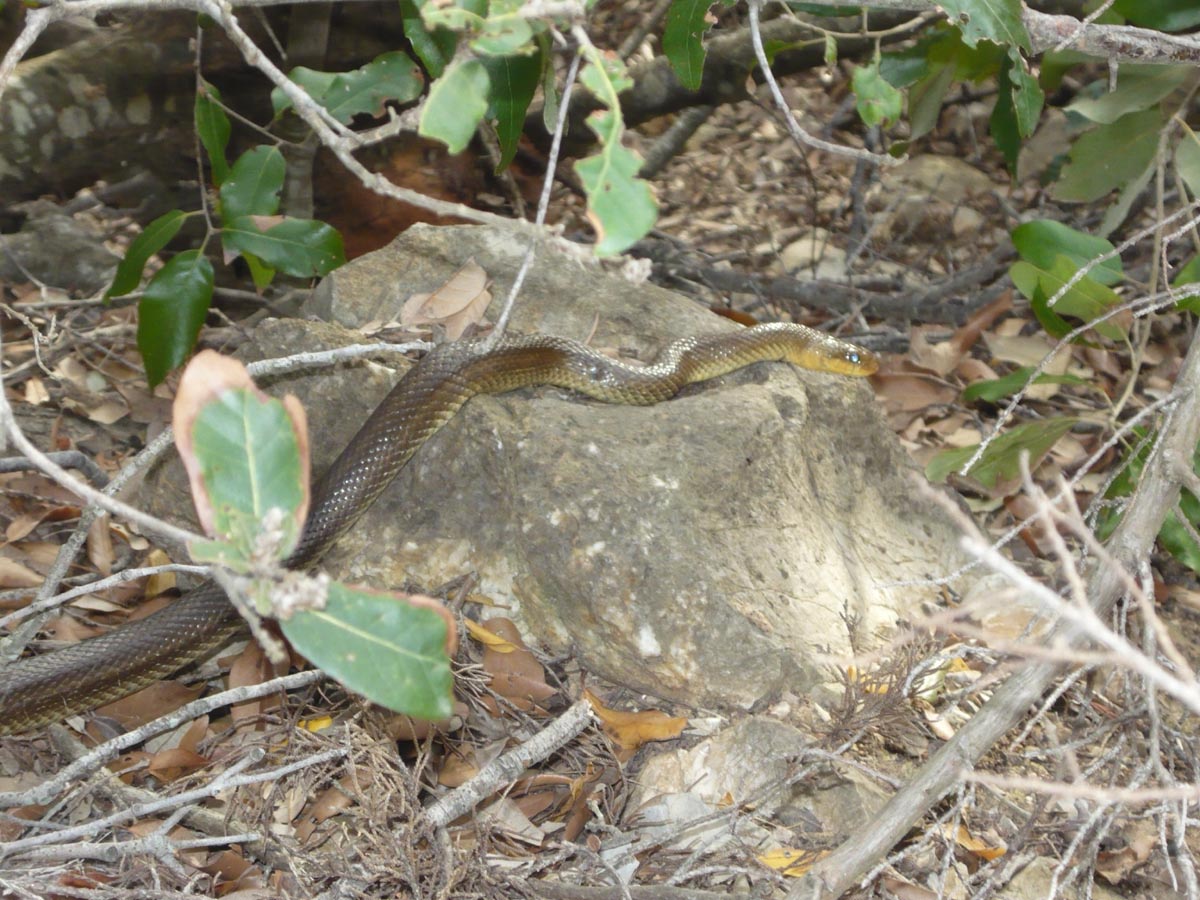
149, 223, 969, 709
0, 202, 118, 294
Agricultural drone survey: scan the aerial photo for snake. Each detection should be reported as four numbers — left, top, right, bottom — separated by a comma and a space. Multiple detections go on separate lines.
0, 323, 878, 735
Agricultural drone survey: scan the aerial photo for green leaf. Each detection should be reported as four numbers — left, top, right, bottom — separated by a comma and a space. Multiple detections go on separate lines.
574, 50, 657, 255
184, 388, 307, 557
925, 417, 1078, 494
1098, 156, 1155, 238
419, 59, 490, 153
280, 582, 455, 720
909, 58, 957, 140
1112, 0, 1200, 31
938, 0, 1030, 51
482, 52, 542, 172
1011, 220, 1122, 286
1053, 108, 1163, 203
272, 52, 424, 125
1066, 65, 1192, 125
990, 61, 1020, 172
1172, 255, 1200, 314
1010, 255, 1125, 341
663, 0, 713, 91
962, 366, 1088, 403
852, 57, 903, 128
471, 7, 535, 56
222, 217, 345, 278
137, 250, 213, 387
195, 81, 231, 186
575, 137, 658, 255
399, 0, 457, 78
1174, 127, 1200, 200
1098, 426, 1200, 573
105, 209, 187, 300
1004, 51, 1043, 138
243, 252, 276, 291
219, 146, 285, 224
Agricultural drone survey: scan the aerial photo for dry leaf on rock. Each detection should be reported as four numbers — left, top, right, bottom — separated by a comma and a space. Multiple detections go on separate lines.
584, 689, 687, 752
400, 258, 492, 340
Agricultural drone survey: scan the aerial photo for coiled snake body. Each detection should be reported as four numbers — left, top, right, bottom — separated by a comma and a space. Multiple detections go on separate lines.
0, 324, 878, 734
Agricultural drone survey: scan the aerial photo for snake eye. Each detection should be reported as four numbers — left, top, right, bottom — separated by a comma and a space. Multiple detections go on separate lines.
846, 351, 860, 365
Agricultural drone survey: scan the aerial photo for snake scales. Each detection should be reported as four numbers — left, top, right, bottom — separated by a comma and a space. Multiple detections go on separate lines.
0, 323, 878, 735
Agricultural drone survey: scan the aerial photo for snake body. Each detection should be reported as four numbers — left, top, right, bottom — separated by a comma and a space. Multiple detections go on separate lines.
0, 324, 877, 735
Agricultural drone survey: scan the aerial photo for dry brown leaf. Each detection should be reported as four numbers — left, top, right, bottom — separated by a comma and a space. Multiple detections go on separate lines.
399, 258, 492, 340
909, 325, 963, 377
4, 511, 48, 543
23, 377, 48, 405
943, 823, 1006, 861
229, 640, 286, 727
466, 618, 519, 652
480, 618, 555, 710
144, 547, 176, 598
96, 681, 206, 731
147, 747, 210, 782
87, 514, 114, 576
85, 399, 129, 425
584, 689, 687, 751
0, 555, 41, 588
1096, 819, 1158, 884
757, 847, 829, 877
879, 873, 938, 900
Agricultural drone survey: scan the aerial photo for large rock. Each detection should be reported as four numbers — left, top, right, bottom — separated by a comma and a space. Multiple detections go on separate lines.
150, 224, 968, 709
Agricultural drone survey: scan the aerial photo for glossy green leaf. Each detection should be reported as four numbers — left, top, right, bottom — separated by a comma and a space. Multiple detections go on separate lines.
106, 209, 186, 300
281, 582, 455, 720
419, 59, 490, 154
663, 0, 713, 91
852, 57, 903, 128
219, 146, 285, 225
400, 0, 456, 77
1011, 220, 1122, 286
195, 80, 231, 186
925, 417, 1078, 494
961, 366, 1089, 403
272, 52, 424, 124
1112, 0, 1200, 31
1067, 65, 1193, 125
482, 52, 542, 172
243, 252, 276, 291
1054, 108, 1163, 203
184, 388, 307, 557
137, 250, 213, 387
938, 0, 1030, 51
222, 217, 345, 278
